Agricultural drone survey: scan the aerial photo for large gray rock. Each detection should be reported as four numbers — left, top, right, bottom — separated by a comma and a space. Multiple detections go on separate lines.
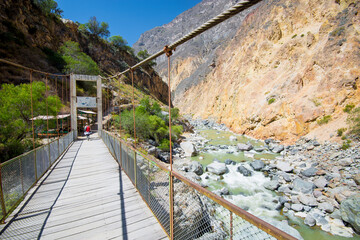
338, 157, 353, 167
237, 143, 253, 151
293, 178, 316, 194
229, 135, 237, 141
314, 177, 328, 188
298, 195, 318, 207
237, 166, 252, 176
206, 162, 228, 175
301, 167, 318, 177
276, 162, 293, 173
318, 202, 334, 213
263, 180, 280, 191
214, 187, 230, 196
272, 145, 285, 153
250, 160, 265, 171
304, 214, 316, 227
261, 217, 303, 240
180, 142, 197, 157
291, 203, 304, 212
340, 194, 360, 232
189, 161, 203, 176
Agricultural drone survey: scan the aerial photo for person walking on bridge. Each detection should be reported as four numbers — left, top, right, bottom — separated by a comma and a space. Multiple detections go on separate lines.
84, 123, 91, 140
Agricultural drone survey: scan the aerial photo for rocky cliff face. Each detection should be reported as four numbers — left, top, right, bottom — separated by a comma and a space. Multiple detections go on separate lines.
134, 0, 360, 144
0, 0, 168, 104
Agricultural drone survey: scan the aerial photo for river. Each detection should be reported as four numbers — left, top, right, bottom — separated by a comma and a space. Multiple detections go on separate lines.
187, 128, 360, 240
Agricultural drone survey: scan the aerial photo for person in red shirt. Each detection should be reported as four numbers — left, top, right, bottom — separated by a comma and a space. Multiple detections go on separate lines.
84, 123, 91, 140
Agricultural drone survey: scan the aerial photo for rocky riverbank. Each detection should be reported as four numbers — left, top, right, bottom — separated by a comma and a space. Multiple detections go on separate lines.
157, 118, 360, 239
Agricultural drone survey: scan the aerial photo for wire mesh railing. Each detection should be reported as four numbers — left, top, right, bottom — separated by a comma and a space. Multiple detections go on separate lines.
101, 130, 296, 240
0, 131, 74, 223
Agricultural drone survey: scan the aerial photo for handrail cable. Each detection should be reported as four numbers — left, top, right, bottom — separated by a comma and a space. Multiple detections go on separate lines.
104, 0, 261, 80
0, 59, 69, 77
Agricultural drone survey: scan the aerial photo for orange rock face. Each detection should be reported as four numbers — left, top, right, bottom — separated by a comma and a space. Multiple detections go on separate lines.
172, 0, 360, 144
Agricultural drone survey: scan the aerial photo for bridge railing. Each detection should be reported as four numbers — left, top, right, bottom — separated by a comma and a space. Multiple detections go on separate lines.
101, 130, 295, 240
0, 131, 74, 223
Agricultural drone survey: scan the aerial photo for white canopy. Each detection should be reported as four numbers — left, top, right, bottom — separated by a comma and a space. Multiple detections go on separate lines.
31, 114, 70, 120
78, 110, 97, 114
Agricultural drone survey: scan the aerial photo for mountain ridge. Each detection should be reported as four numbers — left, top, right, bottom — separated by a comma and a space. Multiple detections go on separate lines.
134, 0, 360, 144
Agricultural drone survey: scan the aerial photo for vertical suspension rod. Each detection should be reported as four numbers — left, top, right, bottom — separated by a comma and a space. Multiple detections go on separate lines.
165, 46, 174, 240
131, 69, 137, 145
45, 74, 49, 143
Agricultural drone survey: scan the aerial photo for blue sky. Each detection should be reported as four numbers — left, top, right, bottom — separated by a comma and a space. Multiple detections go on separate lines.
58, 0, 202, 46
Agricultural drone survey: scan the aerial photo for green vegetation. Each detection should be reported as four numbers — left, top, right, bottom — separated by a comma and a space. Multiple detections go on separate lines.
0, 82, 62, 162
310, 98, 321, 107
292, 34, 297, 39
137, 49, 156, 67
268, 98, 275, 104
341, 139, 352, 150
109, 35, 127, 49
34, 0, 63, 18
337, 128, 347, 137
317, 115, 332, 125
347, 107, 360, 137
301, 34, 305, 37
343, 103, 355, 113
109, 35, 135, 56
79, 16, 110, 39
113, 97, 183, 151
59, 41, 101, 75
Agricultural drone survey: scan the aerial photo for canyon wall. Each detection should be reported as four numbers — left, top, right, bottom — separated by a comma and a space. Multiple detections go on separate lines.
135, 0, 360, 143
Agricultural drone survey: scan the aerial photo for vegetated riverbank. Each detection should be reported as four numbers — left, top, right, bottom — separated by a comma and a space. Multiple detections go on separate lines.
154, 118, 360, 239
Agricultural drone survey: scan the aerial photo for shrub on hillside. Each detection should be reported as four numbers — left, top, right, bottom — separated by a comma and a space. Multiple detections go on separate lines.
343, 103, 355, 113
137, 49, 156, 67
116, 98, 183, 151
80, 16, 110, 39
0, 82, 62, 162
34, 0, 63, 18
347, 107, 360, 138
59, 41, 101, 75
317, 115, 331, 125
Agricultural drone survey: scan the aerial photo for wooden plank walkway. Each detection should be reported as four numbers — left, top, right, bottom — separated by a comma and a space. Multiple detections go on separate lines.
0, 133, 168, 240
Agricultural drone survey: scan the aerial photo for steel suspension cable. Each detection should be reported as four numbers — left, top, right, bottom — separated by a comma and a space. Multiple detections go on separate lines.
105, 0, 261, 79
0, 59, 69, 77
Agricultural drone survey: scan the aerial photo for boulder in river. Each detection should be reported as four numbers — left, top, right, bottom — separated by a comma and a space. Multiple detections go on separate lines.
229, 135, 237, 141
189, 161, 203, 176
237, 143, 253, 151
340, 194, 360, 232
301, 167, 318, 177
304, 214, 316, 227
276, 161, 293, 173
224, 159, 236, 165
180, 142, 197, 157
298, 194, 318, 207
237, 165, 252, 177
292, 178, 316, 194
206, 162, 228, 175
250, 160, 265, 171
263, 180, 280, 191
272, 145, 284, 153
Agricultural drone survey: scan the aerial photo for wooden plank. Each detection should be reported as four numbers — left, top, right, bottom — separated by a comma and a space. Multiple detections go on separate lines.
0, 134, 167, 240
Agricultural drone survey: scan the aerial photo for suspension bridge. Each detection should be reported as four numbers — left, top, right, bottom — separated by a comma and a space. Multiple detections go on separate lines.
0, 1, 297, 239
